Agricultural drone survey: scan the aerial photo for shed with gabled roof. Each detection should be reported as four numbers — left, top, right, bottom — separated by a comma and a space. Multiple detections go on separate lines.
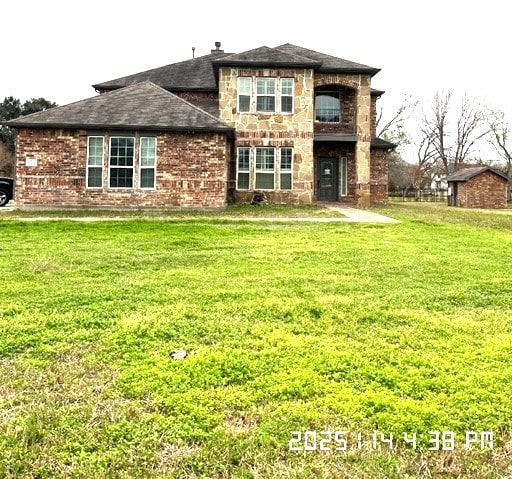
446, 166, 509, 209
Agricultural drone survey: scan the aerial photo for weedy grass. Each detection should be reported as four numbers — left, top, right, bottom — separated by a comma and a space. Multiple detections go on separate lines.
0, 203, 342, 219
0, 203, 511, 478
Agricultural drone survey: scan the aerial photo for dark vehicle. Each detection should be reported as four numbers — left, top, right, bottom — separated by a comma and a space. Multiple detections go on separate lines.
0, 178, 14, 207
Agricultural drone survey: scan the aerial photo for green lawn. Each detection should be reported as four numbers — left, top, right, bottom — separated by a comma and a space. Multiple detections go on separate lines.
1, 204, 511, 478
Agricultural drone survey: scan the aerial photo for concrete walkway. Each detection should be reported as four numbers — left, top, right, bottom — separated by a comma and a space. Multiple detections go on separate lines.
323, 204, 401, 223
0, 205, 400, 224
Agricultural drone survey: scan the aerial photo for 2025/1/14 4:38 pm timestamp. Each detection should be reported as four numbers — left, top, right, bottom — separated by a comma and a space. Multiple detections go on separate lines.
289, 430, 494, 452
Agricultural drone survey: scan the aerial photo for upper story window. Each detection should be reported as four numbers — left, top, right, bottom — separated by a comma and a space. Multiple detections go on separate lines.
256, 78, 276, 113
281, 78, 294, 113
238, 77, 251, 112
315, 91, 340, 123
237, 77, 294, 114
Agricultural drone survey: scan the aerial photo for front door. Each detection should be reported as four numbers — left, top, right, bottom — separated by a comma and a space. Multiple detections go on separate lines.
317, 158, 338, 202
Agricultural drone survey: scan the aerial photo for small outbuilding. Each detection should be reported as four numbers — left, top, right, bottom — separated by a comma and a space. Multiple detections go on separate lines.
446, 166, 509, 209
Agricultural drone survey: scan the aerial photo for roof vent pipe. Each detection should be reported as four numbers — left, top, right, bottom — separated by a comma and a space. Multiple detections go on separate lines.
211, 41, 224, 54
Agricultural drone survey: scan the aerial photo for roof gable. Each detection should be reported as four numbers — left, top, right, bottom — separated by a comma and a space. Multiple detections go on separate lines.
6, 82, 232, 132
212, 45, 321, 68
446, 166, 509, 182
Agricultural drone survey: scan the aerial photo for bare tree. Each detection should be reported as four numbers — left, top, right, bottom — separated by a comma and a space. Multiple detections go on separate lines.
420, 91, 488, 176
376, 94, 418, 146
487, 110, 512, 178
411, 129, 437, 197
421, 91, 451, 176
453, 95, 489, 169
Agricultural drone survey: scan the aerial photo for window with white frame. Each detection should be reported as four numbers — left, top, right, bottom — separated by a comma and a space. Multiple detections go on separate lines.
280, 148, 293, 190
140, 137, 157, 189
237, 147, 250, 190
255, 148, 275, 189
340, 157, 348, 196
87, 136, 104, 188
238, 77, 294, 114
237, 147, 293, 190
256, 78, 276, 113
238, 77, 251, 112
315, 91, 341, 122
280, 78, 294, 114
109, 137, 135, 188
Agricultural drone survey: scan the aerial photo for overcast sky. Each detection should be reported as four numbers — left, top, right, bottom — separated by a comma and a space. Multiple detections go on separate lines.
2, 0, 510, 160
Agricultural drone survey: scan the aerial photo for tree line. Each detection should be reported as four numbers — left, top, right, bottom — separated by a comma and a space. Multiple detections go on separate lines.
0, 97, 57, 176
381, 91, 511, 195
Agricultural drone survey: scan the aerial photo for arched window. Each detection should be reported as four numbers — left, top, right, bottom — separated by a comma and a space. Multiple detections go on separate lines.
315, 91, 340, 123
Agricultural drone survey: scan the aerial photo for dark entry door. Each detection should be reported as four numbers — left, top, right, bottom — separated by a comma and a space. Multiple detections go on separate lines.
317, 158, 338, 201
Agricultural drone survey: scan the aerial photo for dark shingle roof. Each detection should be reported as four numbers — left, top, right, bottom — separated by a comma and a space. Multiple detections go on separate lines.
446, 166, 509, 182
213, 46, 321, 68
93, 44, 381, 93
371, 88, 386, 96
92, 52, 233, 92
5, 82, 232, 132
371, 137, 397, 149
276, 43, 380, 76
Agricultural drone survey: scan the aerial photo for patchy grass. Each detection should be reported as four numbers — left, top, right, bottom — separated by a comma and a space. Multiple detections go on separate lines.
1, 204, 511, 477
0, 203, 343, 220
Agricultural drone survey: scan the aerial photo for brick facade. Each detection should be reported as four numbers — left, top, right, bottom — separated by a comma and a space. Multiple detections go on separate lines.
314, 86, 357, 135
449, 171, 508, 209
314, 143, 356, 203
370, 148, 389, 205
370, 96, 378, 138
11, 45, 392, 209
16, 128, 229, 208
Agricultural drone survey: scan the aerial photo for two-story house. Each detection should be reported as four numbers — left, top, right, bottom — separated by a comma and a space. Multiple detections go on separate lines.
6, 43, 394, 208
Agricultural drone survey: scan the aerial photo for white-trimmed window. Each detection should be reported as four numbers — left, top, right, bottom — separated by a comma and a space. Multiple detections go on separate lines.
280, 148, 293, 190
256, 78, 276, 113
237, 147, 250, 190
280, 78, 294, 114
87, 136, 104, 188
238, 147, 293, 190
238, 77, 251, 112
109, 137, 135, 188
340, 157, 348, 196
140, 137, 157, 189
315, 91, 341, 122
255, 148, 275, 189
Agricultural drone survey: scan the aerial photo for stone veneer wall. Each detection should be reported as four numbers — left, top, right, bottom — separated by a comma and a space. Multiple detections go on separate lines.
370, 148, 389, 205
219, 67, 315, 204
218, 68, 374, 206
15, 128, 229, 208
451, 171, 508, 208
